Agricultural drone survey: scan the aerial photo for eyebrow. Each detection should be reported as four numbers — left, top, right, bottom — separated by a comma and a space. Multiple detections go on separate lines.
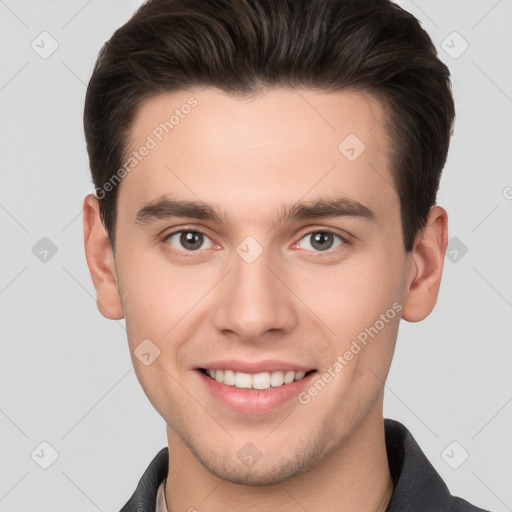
134, 195, 376, 227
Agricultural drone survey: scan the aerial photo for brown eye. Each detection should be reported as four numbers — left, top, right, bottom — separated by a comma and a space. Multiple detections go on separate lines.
165, 230, 213, 252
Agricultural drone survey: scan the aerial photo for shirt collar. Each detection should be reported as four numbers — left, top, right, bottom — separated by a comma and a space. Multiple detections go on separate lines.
156, 479, 167, 512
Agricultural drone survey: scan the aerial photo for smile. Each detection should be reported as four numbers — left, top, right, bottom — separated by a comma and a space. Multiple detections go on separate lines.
196, 367, 319, 414
199, 368, 316, 390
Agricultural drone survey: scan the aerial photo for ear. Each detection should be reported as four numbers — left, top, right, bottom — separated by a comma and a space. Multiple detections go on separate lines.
82, 194, 124, 320
401, 206, 449, 322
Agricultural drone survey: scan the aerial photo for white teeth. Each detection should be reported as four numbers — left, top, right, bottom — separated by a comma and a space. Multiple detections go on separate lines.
252, 372, 270, 390
203, 369, 310, 389
234, 372, 253, 389
270, 371, 284, 387
223, 369, 235, 385
283, 371, 295, 384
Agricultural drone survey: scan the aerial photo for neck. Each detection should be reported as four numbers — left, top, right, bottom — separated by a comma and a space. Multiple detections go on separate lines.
164, 404, 393, 512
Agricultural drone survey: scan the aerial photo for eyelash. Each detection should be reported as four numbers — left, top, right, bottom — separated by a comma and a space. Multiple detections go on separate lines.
161, 228, 350, 257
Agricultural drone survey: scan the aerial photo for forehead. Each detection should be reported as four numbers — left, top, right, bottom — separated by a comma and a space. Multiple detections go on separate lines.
128, 86, 388, 155
117, 87, 397, 225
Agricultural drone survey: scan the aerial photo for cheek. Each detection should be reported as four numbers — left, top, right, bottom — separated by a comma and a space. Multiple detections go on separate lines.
304, 255, 402, 407
307, 254, 403, 340
117, 249, 208, 338
115, 252, 199, 415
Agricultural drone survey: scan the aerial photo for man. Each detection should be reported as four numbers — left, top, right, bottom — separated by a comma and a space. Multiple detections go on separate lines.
82, 0, 492, 510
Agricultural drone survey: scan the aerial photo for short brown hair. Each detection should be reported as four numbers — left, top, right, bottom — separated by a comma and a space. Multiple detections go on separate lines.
84, 0, 455, 253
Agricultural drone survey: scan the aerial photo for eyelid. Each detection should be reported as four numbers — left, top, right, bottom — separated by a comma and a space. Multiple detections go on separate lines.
295, 226, 350, 242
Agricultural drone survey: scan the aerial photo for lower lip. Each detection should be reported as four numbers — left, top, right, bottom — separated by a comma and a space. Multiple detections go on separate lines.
196, 369, 317, 414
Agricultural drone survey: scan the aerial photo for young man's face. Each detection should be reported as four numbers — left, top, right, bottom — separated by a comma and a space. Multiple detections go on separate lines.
84, 87, 446, 486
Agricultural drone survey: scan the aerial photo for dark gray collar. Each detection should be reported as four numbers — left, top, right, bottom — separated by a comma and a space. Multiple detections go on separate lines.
383, 419, 488, 511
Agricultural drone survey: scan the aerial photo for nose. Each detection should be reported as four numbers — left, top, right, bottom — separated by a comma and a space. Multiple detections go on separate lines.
212, 243, 298, 342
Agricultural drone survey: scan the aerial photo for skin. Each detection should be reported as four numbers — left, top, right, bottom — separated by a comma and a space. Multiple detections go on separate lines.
83, 87, 448, 511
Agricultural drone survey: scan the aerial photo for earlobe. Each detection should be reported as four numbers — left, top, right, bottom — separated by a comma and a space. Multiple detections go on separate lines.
82, 194, 124, 320
401, 206, 449, 323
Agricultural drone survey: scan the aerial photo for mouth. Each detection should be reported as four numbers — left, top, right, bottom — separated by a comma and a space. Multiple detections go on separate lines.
195, 366, 318, 414
197, 368, 317, 390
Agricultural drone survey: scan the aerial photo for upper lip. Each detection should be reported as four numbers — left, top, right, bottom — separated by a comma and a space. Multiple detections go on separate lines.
196, 360, 315, 374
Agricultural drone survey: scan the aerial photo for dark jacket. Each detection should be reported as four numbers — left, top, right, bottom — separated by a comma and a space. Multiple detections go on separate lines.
120, 418, 492, 511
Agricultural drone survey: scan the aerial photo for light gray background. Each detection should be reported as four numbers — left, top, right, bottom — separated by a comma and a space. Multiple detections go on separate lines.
0, 1, 511, 511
